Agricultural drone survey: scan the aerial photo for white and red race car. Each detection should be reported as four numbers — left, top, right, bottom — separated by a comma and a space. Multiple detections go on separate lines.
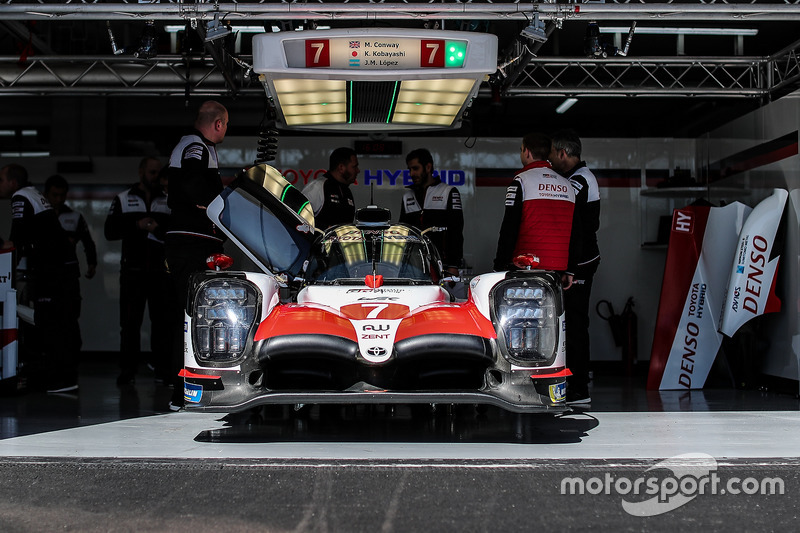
180, 164, 570, 413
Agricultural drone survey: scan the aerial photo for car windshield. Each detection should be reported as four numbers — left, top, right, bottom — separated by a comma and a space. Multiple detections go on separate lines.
213, 179, 315, 277
306, 225, 438, 284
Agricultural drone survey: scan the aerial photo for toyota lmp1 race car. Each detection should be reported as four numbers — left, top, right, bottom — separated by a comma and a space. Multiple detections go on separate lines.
179, 164, 570, 414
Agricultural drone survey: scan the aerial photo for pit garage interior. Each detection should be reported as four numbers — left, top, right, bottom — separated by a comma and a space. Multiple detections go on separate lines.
0, 1, 799, 529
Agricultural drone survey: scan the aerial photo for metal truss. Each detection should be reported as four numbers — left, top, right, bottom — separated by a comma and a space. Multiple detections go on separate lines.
0, 55, 262, 96
497, 56, 768, 97
0, 2, 798, 98
767, 38, 800, 94
0, 1, 799, 22
0, 51, 788, 98
500, 37, 800, 98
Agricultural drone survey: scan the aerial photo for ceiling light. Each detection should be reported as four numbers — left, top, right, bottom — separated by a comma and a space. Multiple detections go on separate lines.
520, 13, 548, 44
599, 26, 758, 36
556, 98, 578, 114
272, 79, 348, 126
205, 13, 231, 42
252, 29, 498, 131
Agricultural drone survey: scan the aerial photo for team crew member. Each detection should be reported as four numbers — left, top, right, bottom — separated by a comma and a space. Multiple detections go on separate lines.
303, 147, 359, 230
105, 157, 172, 386
399, 148, 464, 276
0, 164, 81, 393
494, 133, 575, 274
44, 174, 98, 365
550, 129, 601, 405
44, 174, 98, 281
165, 100, 228, 410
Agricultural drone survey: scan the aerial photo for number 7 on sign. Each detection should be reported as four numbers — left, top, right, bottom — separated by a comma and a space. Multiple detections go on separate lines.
421, 40, 445, 67
305, 39, 330, 67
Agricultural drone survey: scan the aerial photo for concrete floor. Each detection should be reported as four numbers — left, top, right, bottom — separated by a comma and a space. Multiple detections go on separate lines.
0, 354, 798, 531
1, 354, 799, 457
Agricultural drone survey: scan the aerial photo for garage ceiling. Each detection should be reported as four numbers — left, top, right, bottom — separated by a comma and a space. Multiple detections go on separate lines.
1, 0, 800, 146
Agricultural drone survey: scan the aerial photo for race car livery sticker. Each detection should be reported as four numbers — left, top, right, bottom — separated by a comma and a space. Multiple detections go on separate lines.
184, 382, 203, 404
549, 382, 566, 402
351, 318, 403, 363
719, 188, 787, 337
647, 202, 751, 390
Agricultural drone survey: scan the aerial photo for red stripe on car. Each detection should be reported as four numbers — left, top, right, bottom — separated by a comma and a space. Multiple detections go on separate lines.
395, 302, 496, 341
255, 305, 358, 341
179, 369, 222, 379
529, 368, 572, 378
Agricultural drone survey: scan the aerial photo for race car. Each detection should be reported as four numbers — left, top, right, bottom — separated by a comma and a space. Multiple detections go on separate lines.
180, 164, 570, 414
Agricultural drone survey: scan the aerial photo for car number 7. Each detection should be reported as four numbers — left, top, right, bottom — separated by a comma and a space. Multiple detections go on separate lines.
361, 303, 388, 319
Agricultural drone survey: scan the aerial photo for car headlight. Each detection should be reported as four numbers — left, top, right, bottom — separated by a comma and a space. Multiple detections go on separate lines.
193, 278, 259, 363
491, 278, 558, 364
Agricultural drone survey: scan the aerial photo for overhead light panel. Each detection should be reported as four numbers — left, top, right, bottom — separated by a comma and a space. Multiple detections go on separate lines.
252, 29, 498, 131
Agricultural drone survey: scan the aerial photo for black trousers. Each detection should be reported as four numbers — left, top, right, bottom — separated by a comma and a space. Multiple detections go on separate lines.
118, 269, 172, 378
565, 259, 599, 389
165, 238, 223, 400
31, 274, 81, 388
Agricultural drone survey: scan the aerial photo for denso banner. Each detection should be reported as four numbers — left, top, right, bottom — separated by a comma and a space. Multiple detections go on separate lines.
647, 202, 752, 390
719, 188, 788, 337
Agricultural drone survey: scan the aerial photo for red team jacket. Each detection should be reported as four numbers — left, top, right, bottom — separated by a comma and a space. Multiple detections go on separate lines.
494, 161, 576, 272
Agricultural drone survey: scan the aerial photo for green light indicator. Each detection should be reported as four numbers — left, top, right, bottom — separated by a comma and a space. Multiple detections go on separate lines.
445, 40, 466, 68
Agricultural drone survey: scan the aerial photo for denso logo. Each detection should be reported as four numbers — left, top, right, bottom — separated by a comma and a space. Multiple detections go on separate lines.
742, 234, 769, 315
277, 168, 465, 186
678, 322, 700, 389
538, 183, 568, 193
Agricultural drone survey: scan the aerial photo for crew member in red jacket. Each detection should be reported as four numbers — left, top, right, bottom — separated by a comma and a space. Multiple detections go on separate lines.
493, 132, 576, 274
